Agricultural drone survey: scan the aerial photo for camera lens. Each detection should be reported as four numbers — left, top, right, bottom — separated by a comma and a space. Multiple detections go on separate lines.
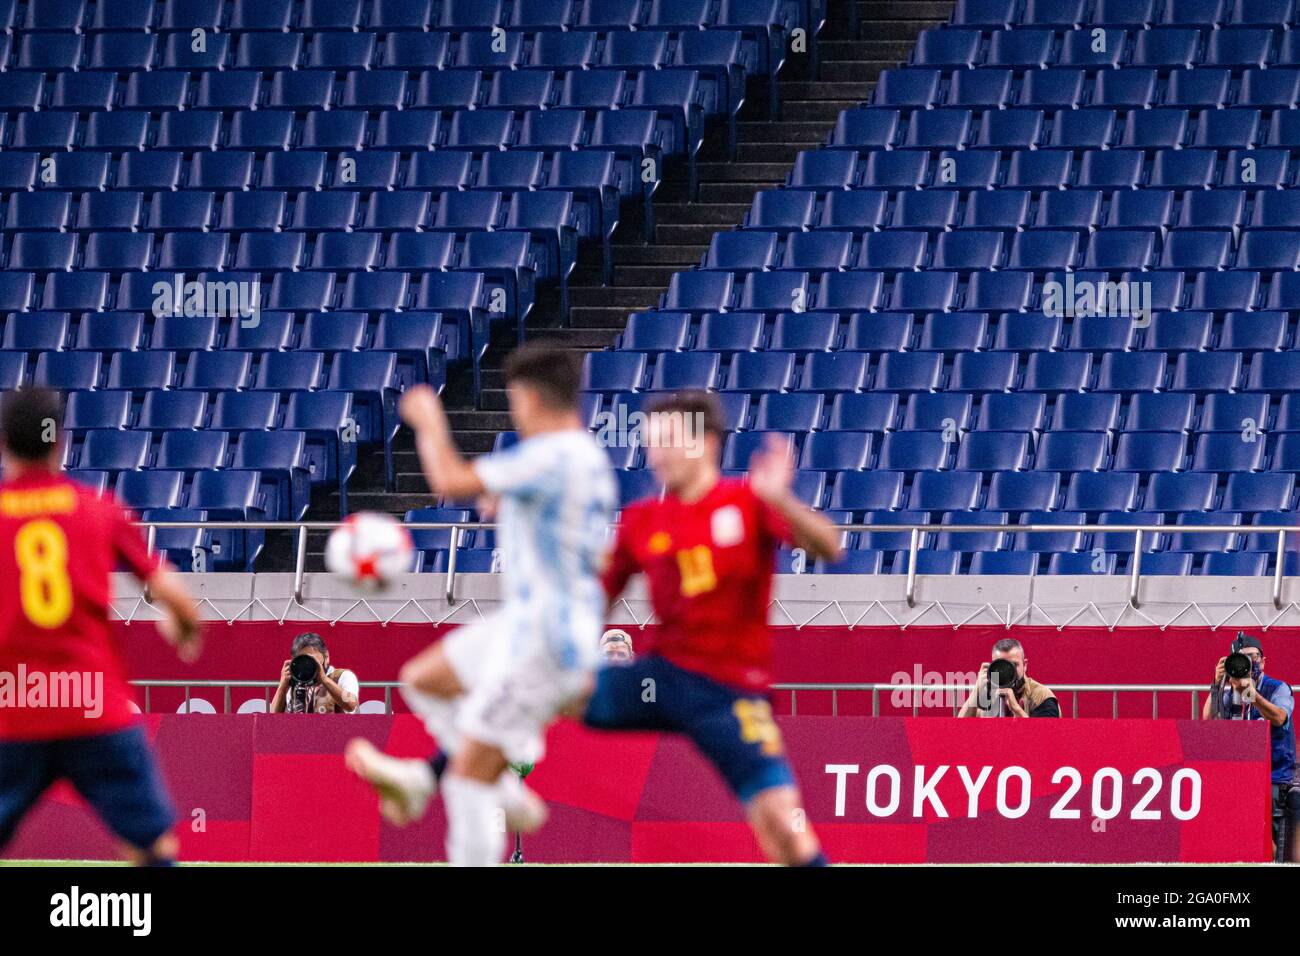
290, 654, 319, 684
1224, 652, 1252, 681
988, 658, 1018, 690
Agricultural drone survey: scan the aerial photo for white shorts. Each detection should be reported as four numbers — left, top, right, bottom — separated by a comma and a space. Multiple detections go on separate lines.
440, 611, 594, 766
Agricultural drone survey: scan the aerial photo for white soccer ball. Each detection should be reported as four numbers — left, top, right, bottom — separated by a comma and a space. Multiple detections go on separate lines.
326, 512, 414, 589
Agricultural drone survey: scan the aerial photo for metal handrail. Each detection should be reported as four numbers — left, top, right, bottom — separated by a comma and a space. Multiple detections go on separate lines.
773, 682, 1205, 719
130, 519, 1295, 612
129, 679, 1207, 719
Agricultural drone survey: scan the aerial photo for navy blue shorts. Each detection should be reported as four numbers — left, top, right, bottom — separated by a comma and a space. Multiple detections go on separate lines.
0, 726, 176, 851
583, 655, 795, 803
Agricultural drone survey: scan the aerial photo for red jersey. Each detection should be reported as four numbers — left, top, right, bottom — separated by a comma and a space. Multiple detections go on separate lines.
603, 478, 792, 692
0, 469, 161, 740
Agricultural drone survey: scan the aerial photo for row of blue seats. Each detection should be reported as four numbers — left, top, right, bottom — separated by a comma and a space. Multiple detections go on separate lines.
68, 467, 273, 569
756, 147, 1300, 191
949, 0, 1300, 29
587, 390, 1300, 446
3, 308, 450, 361
658, 268, 1272, 312
828, 106, 1300, 151
0, 155, 622, 272
484, 424, 1300, 507
795, 549, 1300, 575
0, 227, 547, 271
909, 25, 1300, 72
29, 225, 1300, 279
0, 104, 685, 160
618, 309, 1300, 355
0, 70, 711, 125
0, 347, 401, 395
729, 189, 1300, 234
0, 29, 755, 77
66, 430, 320, 516
0, 268, 504, 322
61, 387, 359, 511
703, 428, 1300, 473
0, 157, 603, 201
2, 0, 802, 37
657, 268, 1290, 313
832, 509, 1294, 550
616, 466, 1299, 516
584, 347, 1300, 394
0, 348, 398, 485
0, 188, 585, 244
872, 67, 1300, 110
701, 228, 1300, 274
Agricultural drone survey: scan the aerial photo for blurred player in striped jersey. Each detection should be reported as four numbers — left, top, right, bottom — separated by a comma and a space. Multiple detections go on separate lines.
346, 344, 616, 866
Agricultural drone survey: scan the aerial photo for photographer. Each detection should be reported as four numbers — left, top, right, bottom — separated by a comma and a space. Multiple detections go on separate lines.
957, 638, 1060, 718
1201, 632, 1298, 862
271, 633, 360, 714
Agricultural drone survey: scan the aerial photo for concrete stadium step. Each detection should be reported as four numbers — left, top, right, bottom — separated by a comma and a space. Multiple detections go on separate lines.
696, 181, 783, 203
446, 410, 513, 433
655, 202, 752, 225
852, 0, 954, 19
780, 81, 871, 101
737, 120, 832, 143
695, 161, 795, 182
610, 243, 706, 265
569, 305, 646, 329
820, 60, 903, 82
574, 263, 690, 286
568, 285, 663, 308
735, 141, 822, 163
779, 98, 869, 122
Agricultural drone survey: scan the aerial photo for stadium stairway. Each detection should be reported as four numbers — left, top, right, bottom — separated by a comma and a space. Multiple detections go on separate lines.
271, 0, 956, 569
440, 0, 954, 437
277, 0, 955, 570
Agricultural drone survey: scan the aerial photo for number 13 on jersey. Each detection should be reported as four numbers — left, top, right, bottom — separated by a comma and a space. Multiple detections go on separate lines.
675, 545, 717, 597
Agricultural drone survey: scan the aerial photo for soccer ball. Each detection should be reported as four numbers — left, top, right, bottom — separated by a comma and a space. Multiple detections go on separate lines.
325, 512, 414, 589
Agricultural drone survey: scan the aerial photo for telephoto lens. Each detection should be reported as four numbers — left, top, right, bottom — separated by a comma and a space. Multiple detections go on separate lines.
290, 654, 320, 684
987, 658, 1018, 690
1224, 652, 1252, 681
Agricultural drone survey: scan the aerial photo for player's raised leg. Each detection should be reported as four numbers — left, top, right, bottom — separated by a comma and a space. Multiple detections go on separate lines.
345, 617, 489, 826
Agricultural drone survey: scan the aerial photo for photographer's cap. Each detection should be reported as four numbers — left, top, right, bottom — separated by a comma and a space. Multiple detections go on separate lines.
1235, 631, 1264, 654
600, 628, 633, 651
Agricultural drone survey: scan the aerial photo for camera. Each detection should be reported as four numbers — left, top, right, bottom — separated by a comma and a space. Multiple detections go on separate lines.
1224, 652, 1253, 681
1226, 631, 1263, 684
288, 654, 321, 712
290, 654, 320, 685
987, 658, 1018, 691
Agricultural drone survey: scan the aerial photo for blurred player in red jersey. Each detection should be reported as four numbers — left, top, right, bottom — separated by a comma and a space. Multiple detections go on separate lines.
580, 390, 844, 865
0, 388, 202, 865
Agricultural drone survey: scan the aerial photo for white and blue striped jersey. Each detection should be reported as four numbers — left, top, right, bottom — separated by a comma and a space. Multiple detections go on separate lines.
472, 429, 616, 671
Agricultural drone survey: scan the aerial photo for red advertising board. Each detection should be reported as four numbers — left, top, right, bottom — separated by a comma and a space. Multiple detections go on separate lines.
4, 715, 1272, 864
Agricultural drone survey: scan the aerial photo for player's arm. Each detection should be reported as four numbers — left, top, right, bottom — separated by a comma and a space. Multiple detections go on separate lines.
145, 567, 203, 664
602, 517, 640, 607
116, 505, 203, 662
400, 384, 486, 500
749, 435, 844, 562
